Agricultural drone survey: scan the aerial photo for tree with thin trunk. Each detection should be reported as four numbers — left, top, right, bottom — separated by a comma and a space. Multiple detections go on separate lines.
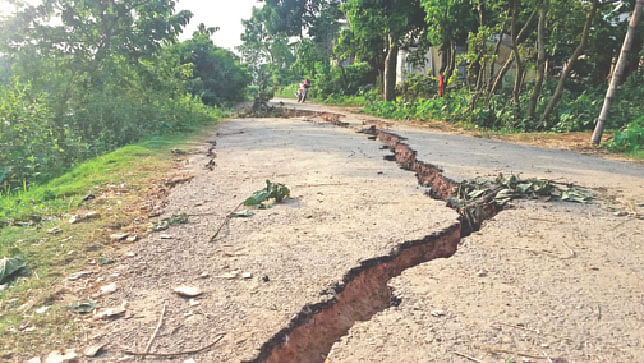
591, 0, 643, 145
510, 0, 523, 116
528, 0, 549, 120
540, 0, 598, 127
485, 10, 536, 107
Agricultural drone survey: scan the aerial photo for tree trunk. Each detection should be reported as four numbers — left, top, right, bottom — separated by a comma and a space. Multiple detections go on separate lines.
528, 0, 548, 120
592, 0, 642, 144
510, 0, 523, 116
384, 32, 399, 101
540, 0, 598, 127
487, 31, 504, 91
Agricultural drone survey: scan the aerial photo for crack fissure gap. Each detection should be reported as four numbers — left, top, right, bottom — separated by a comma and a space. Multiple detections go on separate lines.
247, 113, 504, 363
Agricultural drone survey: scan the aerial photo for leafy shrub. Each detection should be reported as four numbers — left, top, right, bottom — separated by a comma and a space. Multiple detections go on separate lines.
606, 115, 643, 153
396, 74, 437, 100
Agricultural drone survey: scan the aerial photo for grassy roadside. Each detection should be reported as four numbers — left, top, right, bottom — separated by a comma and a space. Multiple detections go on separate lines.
0, 119, 220, 359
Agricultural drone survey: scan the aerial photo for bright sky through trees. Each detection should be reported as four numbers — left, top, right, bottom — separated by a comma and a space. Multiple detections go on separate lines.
0, 0, 260, 50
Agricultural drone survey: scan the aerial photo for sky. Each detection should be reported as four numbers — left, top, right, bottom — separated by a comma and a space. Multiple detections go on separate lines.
176, 0, 261, 50
0, 0, 261, 51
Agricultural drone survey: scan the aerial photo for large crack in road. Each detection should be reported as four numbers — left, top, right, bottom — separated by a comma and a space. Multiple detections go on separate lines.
85, 104, 642, 362
249, 110, 505, 363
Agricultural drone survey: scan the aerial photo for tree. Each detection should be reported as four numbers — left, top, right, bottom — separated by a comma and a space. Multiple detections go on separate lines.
540, 0, 598, 127
527, 0, 549, 119
175, 27, 251, 105
592, 0, 643, 144
343, 0, 425, 101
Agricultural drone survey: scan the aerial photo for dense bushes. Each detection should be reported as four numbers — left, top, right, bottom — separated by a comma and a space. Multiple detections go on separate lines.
606, 115, 643, 153
0, 2, 239, 193
364, 71, 644, 136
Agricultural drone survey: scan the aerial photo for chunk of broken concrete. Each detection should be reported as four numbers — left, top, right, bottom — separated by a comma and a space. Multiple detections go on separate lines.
218, 271, 239, 280
94, 307, 125, 319
83, 344, 105, 357
35, 306, 51, 314
100, 283, 117, 295
110, 234, 128, 241
68, 271, 90, 281
241, 272, 253, 279
173, 286, 203, 297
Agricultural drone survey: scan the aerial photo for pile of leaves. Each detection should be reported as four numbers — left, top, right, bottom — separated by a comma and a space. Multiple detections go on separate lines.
244, 180, 290, 208
0, 257, 29, 285
449, 174, 593, 209
230, 180, 291, 218
154, 212, 189, 231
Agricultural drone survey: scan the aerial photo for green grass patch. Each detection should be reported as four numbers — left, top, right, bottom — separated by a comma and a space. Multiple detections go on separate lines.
0, 118, 220, 358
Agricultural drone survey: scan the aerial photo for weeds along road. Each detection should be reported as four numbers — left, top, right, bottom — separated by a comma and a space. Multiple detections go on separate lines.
78, 100, 642, 362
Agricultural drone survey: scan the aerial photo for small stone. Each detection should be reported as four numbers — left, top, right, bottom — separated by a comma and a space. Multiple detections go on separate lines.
68, 271, 90, 281
110, 234, 128, 241
591, 266, 599, 271
83, 344, 105, 357
614, 211, 629, 217
48, 227, 63, 235
188, 299, 200, 306
241, 272, 253, 279
200, 272, 210, 279
100, 283, 117, 295
69, 215, 81, 224
26, 357, 41, 363
184, 359, 196, 363
35, 306, 51, 314
94, 307, 126, 319
431, 309, 445, 317
477, 270, 488, 277
86, 211, 99, 219
125, 252, 136, 257
262, 275, 270, 282
45, 349, 77, 363
219, 271, 239, 280
173, 286, 203, 297
126, 235, 138, 242
160, 234, 172, 239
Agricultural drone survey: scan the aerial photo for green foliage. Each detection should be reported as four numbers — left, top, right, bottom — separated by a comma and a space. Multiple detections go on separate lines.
0, 0, 239, 192
0, 125, 221, 224
606, 115, 644, 153
0, 257, 28, 284
364, 71, 644, 135
175, 29, 251, 105
243, 180, 291, 208
397, 74, 438, 100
